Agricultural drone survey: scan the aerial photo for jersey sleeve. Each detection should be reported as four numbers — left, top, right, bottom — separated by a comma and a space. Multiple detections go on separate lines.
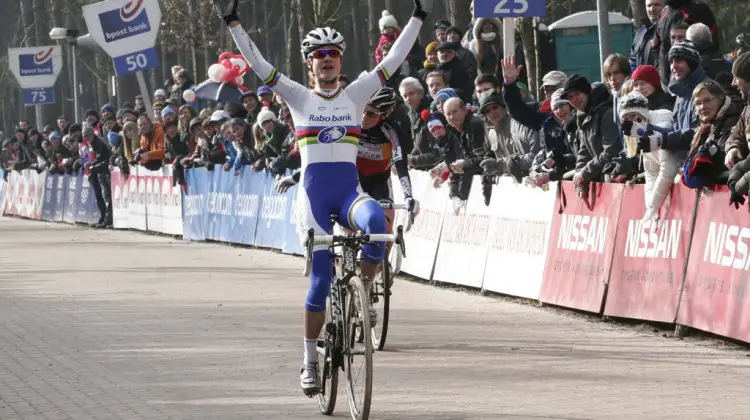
345, 17, 423, 102
229, 25, 309, 106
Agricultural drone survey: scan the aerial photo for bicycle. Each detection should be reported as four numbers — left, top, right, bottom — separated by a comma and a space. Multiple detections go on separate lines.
303, 218, 406, 420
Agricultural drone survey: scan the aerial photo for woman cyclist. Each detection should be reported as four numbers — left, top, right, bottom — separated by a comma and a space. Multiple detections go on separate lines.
212, 0, 427, 397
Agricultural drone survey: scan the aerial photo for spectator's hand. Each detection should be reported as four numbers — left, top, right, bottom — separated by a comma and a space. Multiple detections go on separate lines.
637, 134, 661, 154
480, 158, 504, 175
728, 181, 746, 209
573, 171, 586, 187
407, 155, 414, 168
726, 148, 743, 169
621, 119, 649, 138
450, 159, 466, 173
275, 175, 297, 193
451, 197, 466, 215
223, 162, 231, 171
542, 157, 556, 169
501, 55, 522, 85
139, 152, 150, 161
531, 171, 550, 187
234, 168, 241, 176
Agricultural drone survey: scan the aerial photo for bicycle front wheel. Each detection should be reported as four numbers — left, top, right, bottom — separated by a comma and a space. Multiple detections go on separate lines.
371, 259, 390, 351
345, 276, 373, 420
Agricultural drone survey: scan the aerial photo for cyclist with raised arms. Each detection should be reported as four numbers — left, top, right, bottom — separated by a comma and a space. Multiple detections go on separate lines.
212, 0, 428, 397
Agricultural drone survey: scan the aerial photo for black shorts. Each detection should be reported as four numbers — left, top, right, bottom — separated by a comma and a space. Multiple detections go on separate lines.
359, 173, 393, 203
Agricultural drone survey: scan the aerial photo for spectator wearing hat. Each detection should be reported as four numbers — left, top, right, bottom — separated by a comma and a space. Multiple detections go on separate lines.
2, 134, 30, 172
434, 20, 451, 43
118, 108, 140, 125
662, 40, 708, 152
445, 26, 478, 86
686, 23, 733, 88
629, 0, 665, 70
45, 131, 72, 174
563, 74, 622, 193
470, 18, 502, 76
376, 11, 401, 64
101, 114, 121, 139
100, 104, 116, 121
161, 106, 179, 127
437, 42, 473, 104
421, 41, 440, 77
152, 101, 165, 122
654, 0, 718, 89
154, 89, 167, 103
133, 95, 146, 115
422, 112, 467, 200
619, 91, 677, 219
631, 64, 675, 111
724, 54, 750, 170
84, 109, 101, 136
165, 66, 195, 105
134, 115, 166, 171
229, 117, 259, 174
256, 86, 280, 115
682, 80, 743, 190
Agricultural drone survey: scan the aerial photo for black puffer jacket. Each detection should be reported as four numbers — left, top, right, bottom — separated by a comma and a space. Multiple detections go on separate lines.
573, 83, 622, 182
407, 96, 440, 169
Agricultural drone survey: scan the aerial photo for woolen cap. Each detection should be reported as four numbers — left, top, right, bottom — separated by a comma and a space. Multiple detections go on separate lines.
561, 74, 592, 99
631, 65, 661, 90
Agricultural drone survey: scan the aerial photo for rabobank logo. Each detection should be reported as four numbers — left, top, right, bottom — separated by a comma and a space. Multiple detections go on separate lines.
98, 0, 151, 43
318, 126, 347, 144
19, 48, 54, 76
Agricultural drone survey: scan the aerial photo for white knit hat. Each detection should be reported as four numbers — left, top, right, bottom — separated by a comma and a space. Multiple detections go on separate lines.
154, 89, 166, 98
379, 11, 399, 31
550, 89, 570, 110
619, 91, 650, 121
257, 108, 276, 125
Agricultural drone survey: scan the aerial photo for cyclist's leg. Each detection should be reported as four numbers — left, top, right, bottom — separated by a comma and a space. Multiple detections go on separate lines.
360, 176, 395, 260
339, 190, 387, 282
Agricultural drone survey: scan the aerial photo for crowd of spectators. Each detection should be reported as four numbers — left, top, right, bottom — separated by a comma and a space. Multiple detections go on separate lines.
3, 0, 750, 228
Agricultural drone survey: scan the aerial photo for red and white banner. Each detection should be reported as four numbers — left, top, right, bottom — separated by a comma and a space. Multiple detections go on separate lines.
143, 166, 183, 236
129, 166, 148, 231
604, 184, 698, 322
433, 177, 492, 288
482, 179, 557, 300
676, 187, 750, 342
4, 170, 45, 220
111, 168, 131, 229
539, 182, 624, 313
396, 170, 448, 280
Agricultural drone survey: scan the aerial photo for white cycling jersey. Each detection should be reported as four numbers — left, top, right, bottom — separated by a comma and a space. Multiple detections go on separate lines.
228, 18, 422, 169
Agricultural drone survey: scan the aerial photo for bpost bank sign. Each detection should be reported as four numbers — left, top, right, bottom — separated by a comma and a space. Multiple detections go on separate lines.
8, 46, 62, 89
83, 0, 161, 59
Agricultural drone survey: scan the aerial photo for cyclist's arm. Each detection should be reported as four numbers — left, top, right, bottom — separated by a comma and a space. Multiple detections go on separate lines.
346, 17, 423, 99
384, 124, 413, 198
228, 24, 308, 104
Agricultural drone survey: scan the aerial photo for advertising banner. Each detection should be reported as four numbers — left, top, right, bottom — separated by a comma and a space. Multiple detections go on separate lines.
111, 168, 130, 229
254, 171, 289, 250
7, 46, 63, 89
282, 182, 304, 255
206, 169, 236, 242
539, 182, 624, 313
183, 168, 209, 241
397, 170, 448, 280
433, 176, 492, 289
676, 187, 750, 342
228, 166, 263, 246
482, 178, 557, 300
63, 174, 76, 223
604, 184, 698, 322
74, 174, 100, 224
41, 174, 59, 221
129, 166, 148, 231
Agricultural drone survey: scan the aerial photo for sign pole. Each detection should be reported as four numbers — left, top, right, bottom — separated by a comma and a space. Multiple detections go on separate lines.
596, 0, 612, 81
135, 71, 152, 121
503, 18, 515, 58
72, 44, 80, 123
35, 104, 43, 130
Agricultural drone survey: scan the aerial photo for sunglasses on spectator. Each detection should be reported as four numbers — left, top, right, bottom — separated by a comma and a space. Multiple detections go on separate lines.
309, 49, 342, 59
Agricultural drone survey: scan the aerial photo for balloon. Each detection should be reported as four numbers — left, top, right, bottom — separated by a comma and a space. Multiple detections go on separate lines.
230, 57, 248, 75
234, 76, 244, 86
218, 52, 234, 63
207, 64, 227, 83
221, 58, 233, 69
183, 90, 196, 103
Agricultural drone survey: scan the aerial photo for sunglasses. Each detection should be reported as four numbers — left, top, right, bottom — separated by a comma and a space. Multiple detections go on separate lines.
363, 110, 382, 119
309, 48, 342, 59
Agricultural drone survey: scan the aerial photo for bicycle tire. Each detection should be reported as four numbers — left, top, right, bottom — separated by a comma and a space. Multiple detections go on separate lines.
317, 295, 338, 415
371, 259, 390, 351
345, 276, 373, 420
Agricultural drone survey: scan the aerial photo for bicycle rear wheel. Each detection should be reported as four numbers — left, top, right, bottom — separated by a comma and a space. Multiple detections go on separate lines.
371, 259, 390, 351
345, 276, 373, 420
317, 296, 338, 415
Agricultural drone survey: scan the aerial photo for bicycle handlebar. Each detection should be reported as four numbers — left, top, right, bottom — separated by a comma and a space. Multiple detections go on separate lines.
378, 201, 416, 231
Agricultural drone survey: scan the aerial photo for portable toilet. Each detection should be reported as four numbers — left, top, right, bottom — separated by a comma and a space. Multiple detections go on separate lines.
549, 11, 634, 84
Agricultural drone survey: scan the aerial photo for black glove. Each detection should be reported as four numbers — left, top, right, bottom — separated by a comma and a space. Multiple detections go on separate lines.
729, 181, 746, 209
506, 156, 525, 183
212, 0, 239, 25
412, 0, 428, 20
636, 135, 653, 153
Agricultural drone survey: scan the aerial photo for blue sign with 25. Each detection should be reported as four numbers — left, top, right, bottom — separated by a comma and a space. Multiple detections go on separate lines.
474, 0, 546, 18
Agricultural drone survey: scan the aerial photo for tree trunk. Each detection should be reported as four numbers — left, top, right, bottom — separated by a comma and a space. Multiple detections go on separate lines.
517, 18, 538, 99
629, 0, 649, 27
95, 52, 109, 107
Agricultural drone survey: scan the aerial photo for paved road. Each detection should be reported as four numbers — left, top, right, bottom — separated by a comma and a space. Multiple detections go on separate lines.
1, 217, 750, 419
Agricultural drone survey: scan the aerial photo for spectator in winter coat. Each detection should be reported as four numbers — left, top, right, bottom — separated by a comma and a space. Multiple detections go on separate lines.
478, 90, 541, 180
444, 97, 487, 176
423, 112, 470, 205
45, 132, 72, 174
107, 132, 127, 171
662, 41, 708, 153
434, 20, 451, 43
446, 26, 478, 83
424, 71, 448, 100
631, 64, 676, 111
254, 110, 288, 172
135, 115, 166, 170
470, 18, 502, 76
654, 0, 717, 89
100, 104, 116, 121
84, 109, 101, 136
437, 43, 474, 104
725, 54, 750, 170
686, 23, 733, 88
82, 125, 113, 228
161, 106, 179, 128
619, 92, 677, 220
564, 75, 622, 194
683, 80, 744, 189
120, 121, 139, 161
420, 41, 440, 78
375, 11, 400, 64
400, 77, 438, 169
178, 105, 198, 136
57, 116, 70, 135
629, 0, 665, 70
242, 91, 261, 125
165, 66, 195, 105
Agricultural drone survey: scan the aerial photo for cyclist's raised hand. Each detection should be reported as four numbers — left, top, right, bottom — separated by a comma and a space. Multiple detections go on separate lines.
412, 0, 431, 20
211, 0, 239, 25
501, 56, 522, 86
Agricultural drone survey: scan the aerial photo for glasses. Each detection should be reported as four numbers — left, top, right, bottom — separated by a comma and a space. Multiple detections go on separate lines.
694, 96, 718, 108
309, 48, 342, 59
363, 110, 382, 119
